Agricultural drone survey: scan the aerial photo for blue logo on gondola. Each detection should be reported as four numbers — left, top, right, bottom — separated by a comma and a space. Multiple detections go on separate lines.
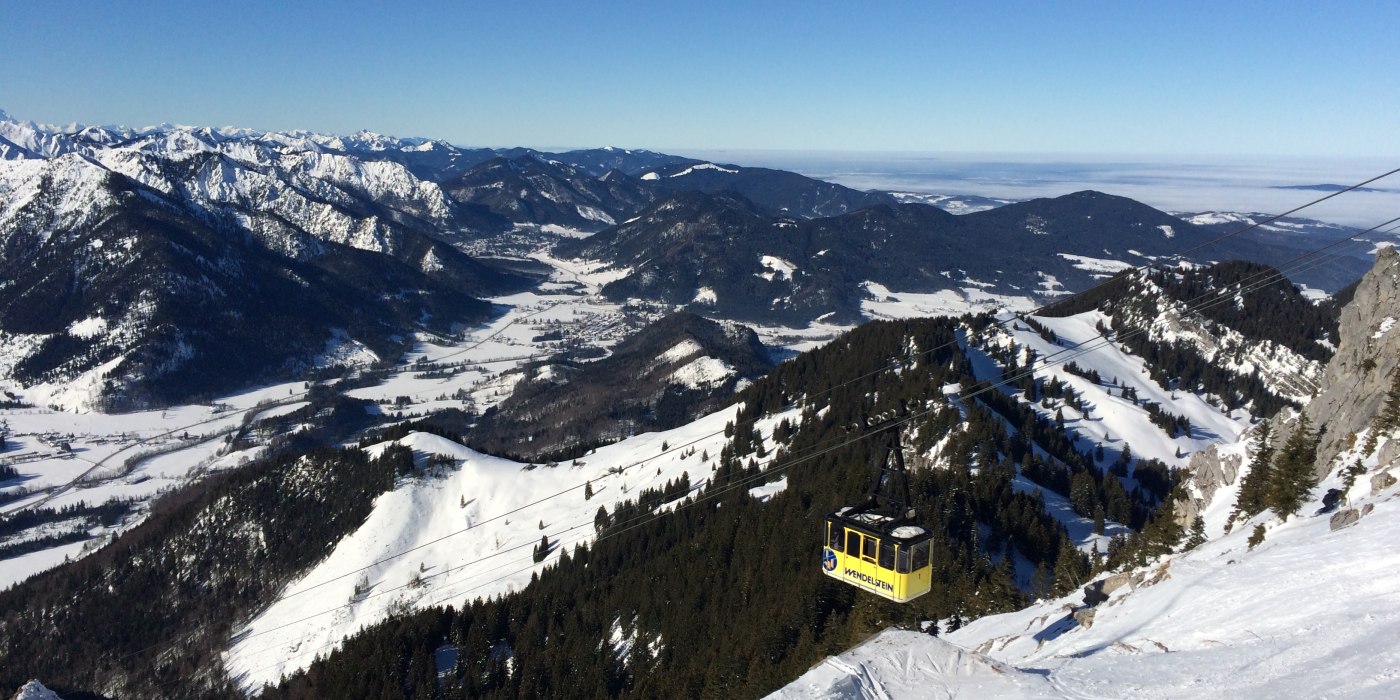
822, 548, 838, 571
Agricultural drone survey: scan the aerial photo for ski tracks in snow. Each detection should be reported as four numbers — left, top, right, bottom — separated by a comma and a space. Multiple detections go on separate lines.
824, 656, 894, 700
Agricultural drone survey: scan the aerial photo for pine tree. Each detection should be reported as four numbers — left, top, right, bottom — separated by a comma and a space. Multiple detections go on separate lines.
585, 480, 594, 500
1030, 562, 1054, 600
1069, 471, 1099, 518
1269, 415, 1319, 520
1383, 364, 1400, 429
1183, 515, 1207, 550
1137, 489, 1185, 561
533, 534, 551, 563
1052, 538, 1090, 596
1231, 422, 1275, 520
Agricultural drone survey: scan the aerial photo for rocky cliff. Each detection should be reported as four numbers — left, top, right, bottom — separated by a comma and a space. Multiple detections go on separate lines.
1180, 245, 1400, 524
1302, 244, 1400, 475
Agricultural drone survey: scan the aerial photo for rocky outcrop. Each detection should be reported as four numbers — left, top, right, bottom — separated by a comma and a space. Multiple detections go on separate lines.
1329, 508, 1361, 530
1072, 607, 1097, 629
1373, 470, 1397, 495
1301, 245, 1400, 476
1177, 443, 1247, 525
11, 680, 61, 700
1082, 571, 1133, 606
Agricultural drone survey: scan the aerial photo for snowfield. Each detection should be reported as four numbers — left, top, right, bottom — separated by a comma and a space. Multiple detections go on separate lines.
861, 281, 1036, 320
669, 162, 738, 177
1057, 253, 1136, 276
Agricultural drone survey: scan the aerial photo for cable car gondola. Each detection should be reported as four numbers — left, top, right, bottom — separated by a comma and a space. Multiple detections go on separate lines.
821, 421, 932, 603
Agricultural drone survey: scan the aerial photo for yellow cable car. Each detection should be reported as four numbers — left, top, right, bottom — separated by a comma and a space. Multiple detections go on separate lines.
821, 422, 933, 603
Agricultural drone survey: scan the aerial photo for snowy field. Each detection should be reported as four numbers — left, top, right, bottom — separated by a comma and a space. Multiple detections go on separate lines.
771, 630, 1058, 699
0, 257, 654, 589
862, 281, 1036, 321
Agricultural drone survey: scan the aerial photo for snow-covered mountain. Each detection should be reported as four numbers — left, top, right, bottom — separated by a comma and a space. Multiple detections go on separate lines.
635, 160, 899, 218
771, 246, 1400, 699
441, 154, 654, 233
3, 108, 1397, 699
1041, 259, 1339, 413
0, 113, 532, 410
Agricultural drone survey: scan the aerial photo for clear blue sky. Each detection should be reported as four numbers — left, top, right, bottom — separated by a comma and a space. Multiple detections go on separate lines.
3, 0, 1398, 157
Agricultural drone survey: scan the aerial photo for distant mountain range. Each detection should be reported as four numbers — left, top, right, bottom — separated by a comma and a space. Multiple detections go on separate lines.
562, 189, 1373, 325
0, 109, 1382, 408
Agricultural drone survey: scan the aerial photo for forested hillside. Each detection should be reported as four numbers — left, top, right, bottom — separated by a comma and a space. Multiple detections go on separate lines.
1042, 261, 1337, 415
469, 312, 775, 462
260, 313, 1198, 699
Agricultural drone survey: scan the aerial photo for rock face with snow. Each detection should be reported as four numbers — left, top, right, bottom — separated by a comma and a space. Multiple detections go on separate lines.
1178, 444, 1247, 524
1301, 245, 1400, 475
0, 114, 532, 410
1176, 250, 1397, 523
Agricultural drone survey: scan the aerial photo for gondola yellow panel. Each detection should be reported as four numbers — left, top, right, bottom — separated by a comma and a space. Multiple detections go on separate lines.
822, 510, 932, 603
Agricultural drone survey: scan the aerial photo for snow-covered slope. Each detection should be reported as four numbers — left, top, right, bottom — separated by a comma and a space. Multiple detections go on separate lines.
943, 476, 1400, 699
978, 309, 1252, 468
771, 251, 1400, 700
770, 445, 1400, 698
769, 630, 1056, 699
224, 405, 797, 690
